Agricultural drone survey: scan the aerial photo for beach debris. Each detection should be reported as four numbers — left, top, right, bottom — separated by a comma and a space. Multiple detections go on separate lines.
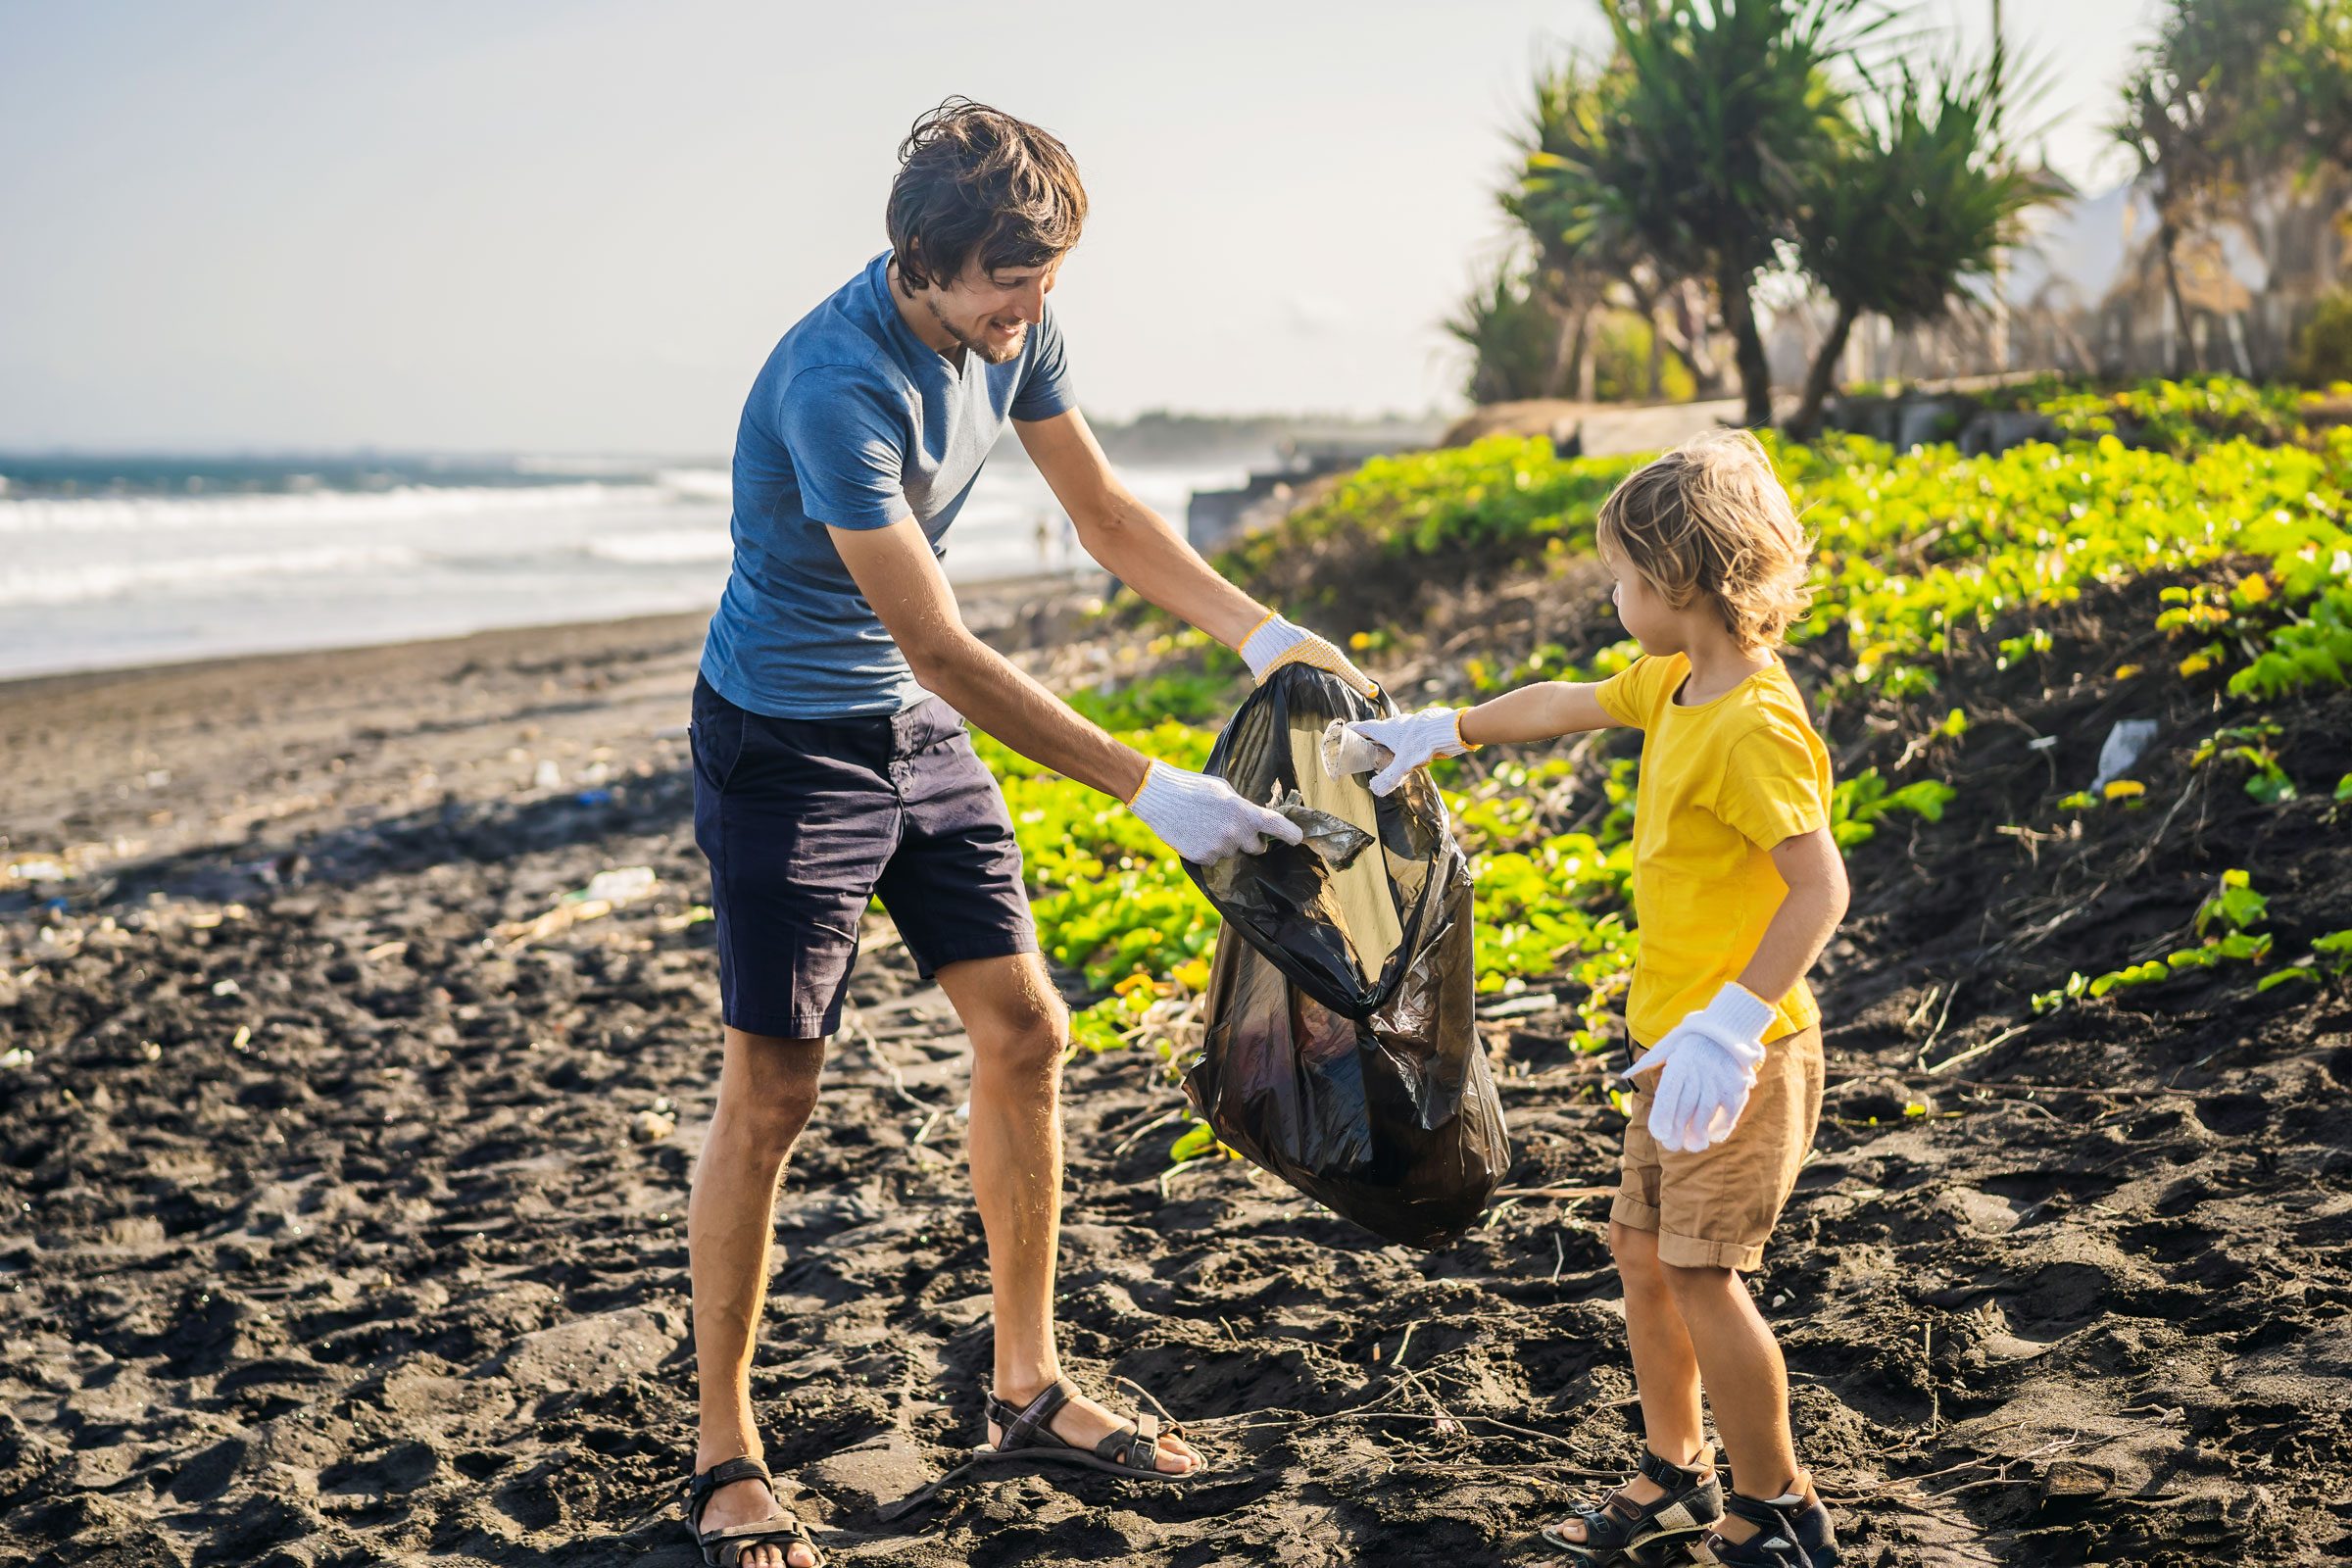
1479, 990, 1559, 1020
632, 1108, 677, 1143
4, 857, 69, 885
1319, 718, 1388, 781
493, 866, 661, 948
2090, 717, 2160, 792
580, 867, 657, 904
1, 1048, 32, 1069
211, 978, 241, 997
1265, 786, 1374, 869
531, 759, 563, 789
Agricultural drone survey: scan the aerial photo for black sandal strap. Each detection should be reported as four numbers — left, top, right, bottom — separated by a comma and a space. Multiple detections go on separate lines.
984, 1377, 1079, 1452
1638, 1445, 1712, 1491
1722, 1491, 1784, 1528
685, 1455, 776, 1533
1092, 1410, 1161, 1471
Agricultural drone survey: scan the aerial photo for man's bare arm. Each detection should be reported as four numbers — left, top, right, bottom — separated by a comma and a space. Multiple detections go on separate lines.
1013, 408, 1271, 650
828, 517, 1149, 800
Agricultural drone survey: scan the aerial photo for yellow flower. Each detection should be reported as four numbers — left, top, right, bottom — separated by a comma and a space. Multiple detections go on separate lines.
2113, 663, 2142, 680
2235, 572, 2272, 604
1348, 631, 1373, 651
2103, 779, 2147, 801
1172, 956, 1211, 992
1112, 970, 1159, 998
2179, 652, 2216, 677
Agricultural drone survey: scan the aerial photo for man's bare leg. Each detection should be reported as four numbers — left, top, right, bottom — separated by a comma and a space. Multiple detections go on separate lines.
935, 953, 1196, 1473
688, 1026, 824, 1568
1549, 1221, 1711, 1544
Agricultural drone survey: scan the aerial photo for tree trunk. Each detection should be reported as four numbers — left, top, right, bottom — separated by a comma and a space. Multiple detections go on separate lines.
1717, 260, 1773, 426
1788, 301, 1860, 438
1541, 299, 1589, 400
2157, 220, 2201, 375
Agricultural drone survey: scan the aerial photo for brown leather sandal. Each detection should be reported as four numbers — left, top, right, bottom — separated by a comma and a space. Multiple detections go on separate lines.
869, 1377, 1201, 1524
970, 1376, 1196, 1480
684, 1456, 824, 1567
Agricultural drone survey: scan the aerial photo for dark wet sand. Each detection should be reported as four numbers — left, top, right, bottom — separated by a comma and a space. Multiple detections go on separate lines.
4, 592, 2349, 1566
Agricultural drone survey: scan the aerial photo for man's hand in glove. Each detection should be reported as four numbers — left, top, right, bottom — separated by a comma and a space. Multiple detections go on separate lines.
1127, 761, 1305, 863
1341, 708, 1477, 796
1241, 612, 1378, 699
1621, 982, 1776, 1153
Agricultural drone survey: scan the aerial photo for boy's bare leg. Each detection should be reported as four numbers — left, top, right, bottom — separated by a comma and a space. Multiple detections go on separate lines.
1549, 1222, 1710, 1544
689, 1027, 825, 1568
935, 952, 1196, 1473
1663, 1260, 1807, 1543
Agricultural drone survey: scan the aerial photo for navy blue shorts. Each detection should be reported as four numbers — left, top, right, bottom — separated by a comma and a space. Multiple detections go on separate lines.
689, 672, 1039, 1039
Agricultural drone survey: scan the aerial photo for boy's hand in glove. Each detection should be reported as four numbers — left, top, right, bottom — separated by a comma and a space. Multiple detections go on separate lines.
1242, 613, 1377, 699
1342, 708, 1476, 796
1128, 761, 1304, 863
1621, 983, 1775, 1152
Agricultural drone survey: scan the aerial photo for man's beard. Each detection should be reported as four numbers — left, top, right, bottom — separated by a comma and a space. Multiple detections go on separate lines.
924, 294, 1026, 365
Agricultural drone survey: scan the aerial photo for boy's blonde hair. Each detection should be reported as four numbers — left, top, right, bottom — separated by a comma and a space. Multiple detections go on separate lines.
1594, 428, 1814, 652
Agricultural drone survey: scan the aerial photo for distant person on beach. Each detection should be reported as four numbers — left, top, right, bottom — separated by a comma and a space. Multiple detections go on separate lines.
680, 98, 1375, 1568
1347, 432, 1847, 1567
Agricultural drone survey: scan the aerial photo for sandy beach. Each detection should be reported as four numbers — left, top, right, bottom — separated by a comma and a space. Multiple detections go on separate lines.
4, 584, 2349, 1567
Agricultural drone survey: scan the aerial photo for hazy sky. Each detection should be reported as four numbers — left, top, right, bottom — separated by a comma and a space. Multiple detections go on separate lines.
2, 0, 2155, 454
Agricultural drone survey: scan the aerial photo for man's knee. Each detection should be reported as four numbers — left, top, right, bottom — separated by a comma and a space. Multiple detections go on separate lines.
968, 994, 1068, 1079
714, 1035, 824, 1159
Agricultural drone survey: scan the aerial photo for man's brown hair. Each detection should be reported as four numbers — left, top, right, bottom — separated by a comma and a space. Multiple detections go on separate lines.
886, 98, 1087, 292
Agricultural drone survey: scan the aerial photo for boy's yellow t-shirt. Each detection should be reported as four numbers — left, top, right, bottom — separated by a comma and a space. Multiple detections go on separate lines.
1592, 651, 1834, 1048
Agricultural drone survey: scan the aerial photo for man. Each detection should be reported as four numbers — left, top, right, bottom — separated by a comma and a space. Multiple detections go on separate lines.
681, 99, 1374, 1568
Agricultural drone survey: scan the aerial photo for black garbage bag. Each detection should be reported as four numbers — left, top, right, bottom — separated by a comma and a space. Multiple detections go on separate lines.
1179, 663, 1510, 1247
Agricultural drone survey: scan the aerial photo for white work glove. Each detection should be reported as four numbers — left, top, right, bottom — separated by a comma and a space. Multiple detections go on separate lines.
1342, 708, 1476, 796
1622, 982, 1775, 1153
1241, 613, 1378, 699
1127, 760, 1305, 863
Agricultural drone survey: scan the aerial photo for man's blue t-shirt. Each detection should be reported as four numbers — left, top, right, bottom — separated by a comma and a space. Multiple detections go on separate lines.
699, 250, 1076, 718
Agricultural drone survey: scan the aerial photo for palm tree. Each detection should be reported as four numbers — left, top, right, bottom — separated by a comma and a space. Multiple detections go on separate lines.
1595, 0, 1880, 425
1788, 49, 2067, 434
2112, 0, 2299, 373
1446, 261, 1571, 403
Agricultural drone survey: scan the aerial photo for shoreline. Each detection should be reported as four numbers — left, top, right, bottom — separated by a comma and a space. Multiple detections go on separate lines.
0, 566, 1107, 699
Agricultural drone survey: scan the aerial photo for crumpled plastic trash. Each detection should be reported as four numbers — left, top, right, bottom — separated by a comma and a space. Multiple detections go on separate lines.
1266, 786, 1375, 870
2090, 717, 2160, 792
1320, 717, 1389, 782
1180, 664, 1510, 1247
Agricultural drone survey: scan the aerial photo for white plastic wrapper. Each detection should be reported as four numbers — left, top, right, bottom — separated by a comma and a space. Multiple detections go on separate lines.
1320, 717, 1390, 781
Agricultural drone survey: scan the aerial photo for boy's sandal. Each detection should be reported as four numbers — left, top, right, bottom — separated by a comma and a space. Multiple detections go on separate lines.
1541, 1444, 1723, 1565
684, 1456, 824, 1567
1691, 1486, 1838, 1567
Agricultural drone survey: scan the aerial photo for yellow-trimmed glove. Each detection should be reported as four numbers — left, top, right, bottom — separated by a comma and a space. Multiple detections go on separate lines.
1240, 612, 1377, 699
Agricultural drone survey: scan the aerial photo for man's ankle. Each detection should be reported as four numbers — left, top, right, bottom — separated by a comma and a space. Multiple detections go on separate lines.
991, 1367, 1063, 1405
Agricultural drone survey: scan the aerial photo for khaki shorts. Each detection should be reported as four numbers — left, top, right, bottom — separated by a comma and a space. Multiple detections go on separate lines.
1612, 1023, 1824, 1271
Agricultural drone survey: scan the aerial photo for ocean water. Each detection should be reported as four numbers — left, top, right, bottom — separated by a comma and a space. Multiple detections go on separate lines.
0, 448, 1249, 681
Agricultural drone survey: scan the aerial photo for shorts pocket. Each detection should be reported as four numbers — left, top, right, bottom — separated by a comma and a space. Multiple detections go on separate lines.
690, 677, 750, 794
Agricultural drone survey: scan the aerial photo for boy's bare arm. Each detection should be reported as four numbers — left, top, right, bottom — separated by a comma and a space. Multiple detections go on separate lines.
1458, 681, 1617, 746
1737, 824, 1851, 1003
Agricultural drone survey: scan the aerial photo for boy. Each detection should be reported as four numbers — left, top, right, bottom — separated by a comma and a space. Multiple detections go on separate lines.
1347, 429, 1848, 1566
